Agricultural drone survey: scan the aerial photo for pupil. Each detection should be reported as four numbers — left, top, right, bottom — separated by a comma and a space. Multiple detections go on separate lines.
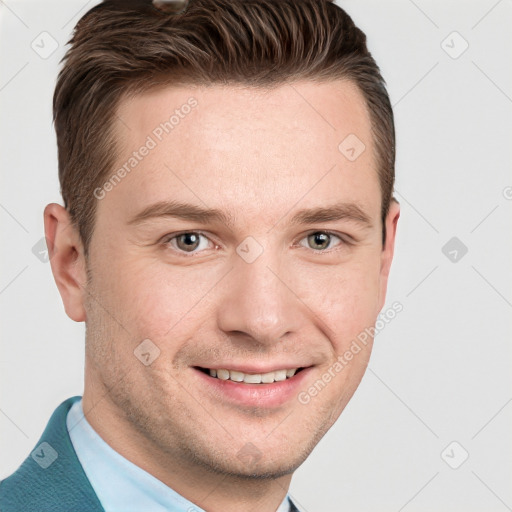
311, 232, 329, 250
179, 233, 199, 251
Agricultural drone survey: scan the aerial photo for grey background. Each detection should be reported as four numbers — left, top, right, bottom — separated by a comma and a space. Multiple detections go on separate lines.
1, 1, 511, 510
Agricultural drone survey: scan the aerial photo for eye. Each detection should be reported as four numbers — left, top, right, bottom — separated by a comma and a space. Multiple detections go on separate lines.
298, 231, 348, 252
161, 230, 351, 256
162, 231, 214, 255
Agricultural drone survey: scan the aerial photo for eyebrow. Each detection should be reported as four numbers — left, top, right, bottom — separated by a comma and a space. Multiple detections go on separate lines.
127, 199, 373, 229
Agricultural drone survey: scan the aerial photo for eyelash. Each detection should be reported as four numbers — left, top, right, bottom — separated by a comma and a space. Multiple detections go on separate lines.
160, 230, 353, 257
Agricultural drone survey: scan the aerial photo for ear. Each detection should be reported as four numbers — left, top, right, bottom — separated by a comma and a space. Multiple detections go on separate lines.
43, 203, 88, 322
377, 199, 400, 312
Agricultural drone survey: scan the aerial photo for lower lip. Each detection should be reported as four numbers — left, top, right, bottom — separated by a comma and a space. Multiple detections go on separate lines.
193, 367, 312, 408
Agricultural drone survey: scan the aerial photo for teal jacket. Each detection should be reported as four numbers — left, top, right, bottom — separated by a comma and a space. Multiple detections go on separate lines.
0, 396, 105, 512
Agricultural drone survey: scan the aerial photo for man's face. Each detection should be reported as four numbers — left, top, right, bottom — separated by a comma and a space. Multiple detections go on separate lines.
81, 80, 399, 478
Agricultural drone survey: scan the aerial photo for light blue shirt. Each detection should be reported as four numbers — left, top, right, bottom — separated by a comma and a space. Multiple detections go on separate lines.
66, 398, 292, 512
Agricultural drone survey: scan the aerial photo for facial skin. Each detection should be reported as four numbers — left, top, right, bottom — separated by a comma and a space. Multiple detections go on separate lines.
45, 79, 400, 512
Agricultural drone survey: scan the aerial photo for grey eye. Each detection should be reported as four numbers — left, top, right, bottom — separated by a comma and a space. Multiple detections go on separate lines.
300, 232, 344, 252
175, 233, 201, 252
307, 232, 331, 250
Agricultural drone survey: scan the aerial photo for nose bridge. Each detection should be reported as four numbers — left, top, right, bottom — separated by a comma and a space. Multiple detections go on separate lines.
217, 241, 301, 344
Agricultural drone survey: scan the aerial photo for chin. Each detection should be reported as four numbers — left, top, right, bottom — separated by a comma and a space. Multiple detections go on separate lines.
214, 456, 304, 481
194, 432, 320, 481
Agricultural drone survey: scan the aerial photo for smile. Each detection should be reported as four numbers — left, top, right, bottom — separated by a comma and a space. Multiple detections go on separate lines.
194, 365, 312, 408
201, 367, 302, 384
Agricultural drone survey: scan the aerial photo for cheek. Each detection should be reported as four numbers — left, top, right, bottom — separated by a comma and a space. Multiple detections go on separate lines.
102, 258, 221, 339
298, 255, 382, 351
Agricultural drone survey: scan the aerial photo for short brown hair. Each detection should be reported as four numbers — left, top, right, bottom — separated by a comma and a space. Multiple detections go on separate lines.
53, 0, 395, 256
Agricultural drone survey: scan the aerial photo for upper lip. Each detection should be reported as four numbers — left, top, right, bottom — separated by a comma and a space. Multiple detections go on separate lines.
195, 364, 311, 374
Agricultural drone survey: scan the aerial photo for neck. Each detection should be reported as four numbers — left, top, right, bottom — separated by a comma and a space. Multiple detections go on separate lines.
82, 385, 293, 512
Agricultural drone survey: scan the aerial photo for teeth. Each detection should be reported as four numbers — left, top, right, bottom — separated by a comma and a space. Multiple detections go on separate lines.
207, 367, 300, 384
217, 369, 230, 380
261, 372, 275, 383
229, 370, 244, 382
244, 373, 262, 384
274, 369, 287, 382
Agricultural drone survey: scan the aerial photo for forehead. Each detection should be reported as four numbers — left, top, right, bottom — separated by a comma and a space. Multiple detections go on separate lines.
104, 80, 380, 226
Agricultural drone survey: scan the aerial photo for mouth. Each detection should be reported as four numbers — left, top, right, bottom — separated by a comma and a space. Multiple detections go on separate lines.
193, 365, 311, 408
195, 366, 306, 384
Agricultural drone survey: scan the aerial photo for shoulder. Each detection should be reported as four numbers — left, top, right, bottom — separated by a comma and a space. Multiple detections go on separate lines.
0, 396, 104, 512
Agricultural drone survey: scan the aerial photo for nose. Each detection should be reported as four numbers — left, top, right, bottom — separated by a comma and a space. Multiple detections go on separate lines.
216, 244, 305, 347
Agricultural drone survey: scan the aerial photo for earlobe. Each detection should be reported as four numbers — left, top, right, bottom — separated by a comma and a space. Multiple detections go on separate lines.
43, 203, 88, 322
377, 199, 400, 312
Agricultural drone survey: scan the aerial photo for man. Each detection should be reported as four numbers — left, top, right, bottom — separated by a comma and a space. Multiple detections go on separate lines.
0, 0, 400, 510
